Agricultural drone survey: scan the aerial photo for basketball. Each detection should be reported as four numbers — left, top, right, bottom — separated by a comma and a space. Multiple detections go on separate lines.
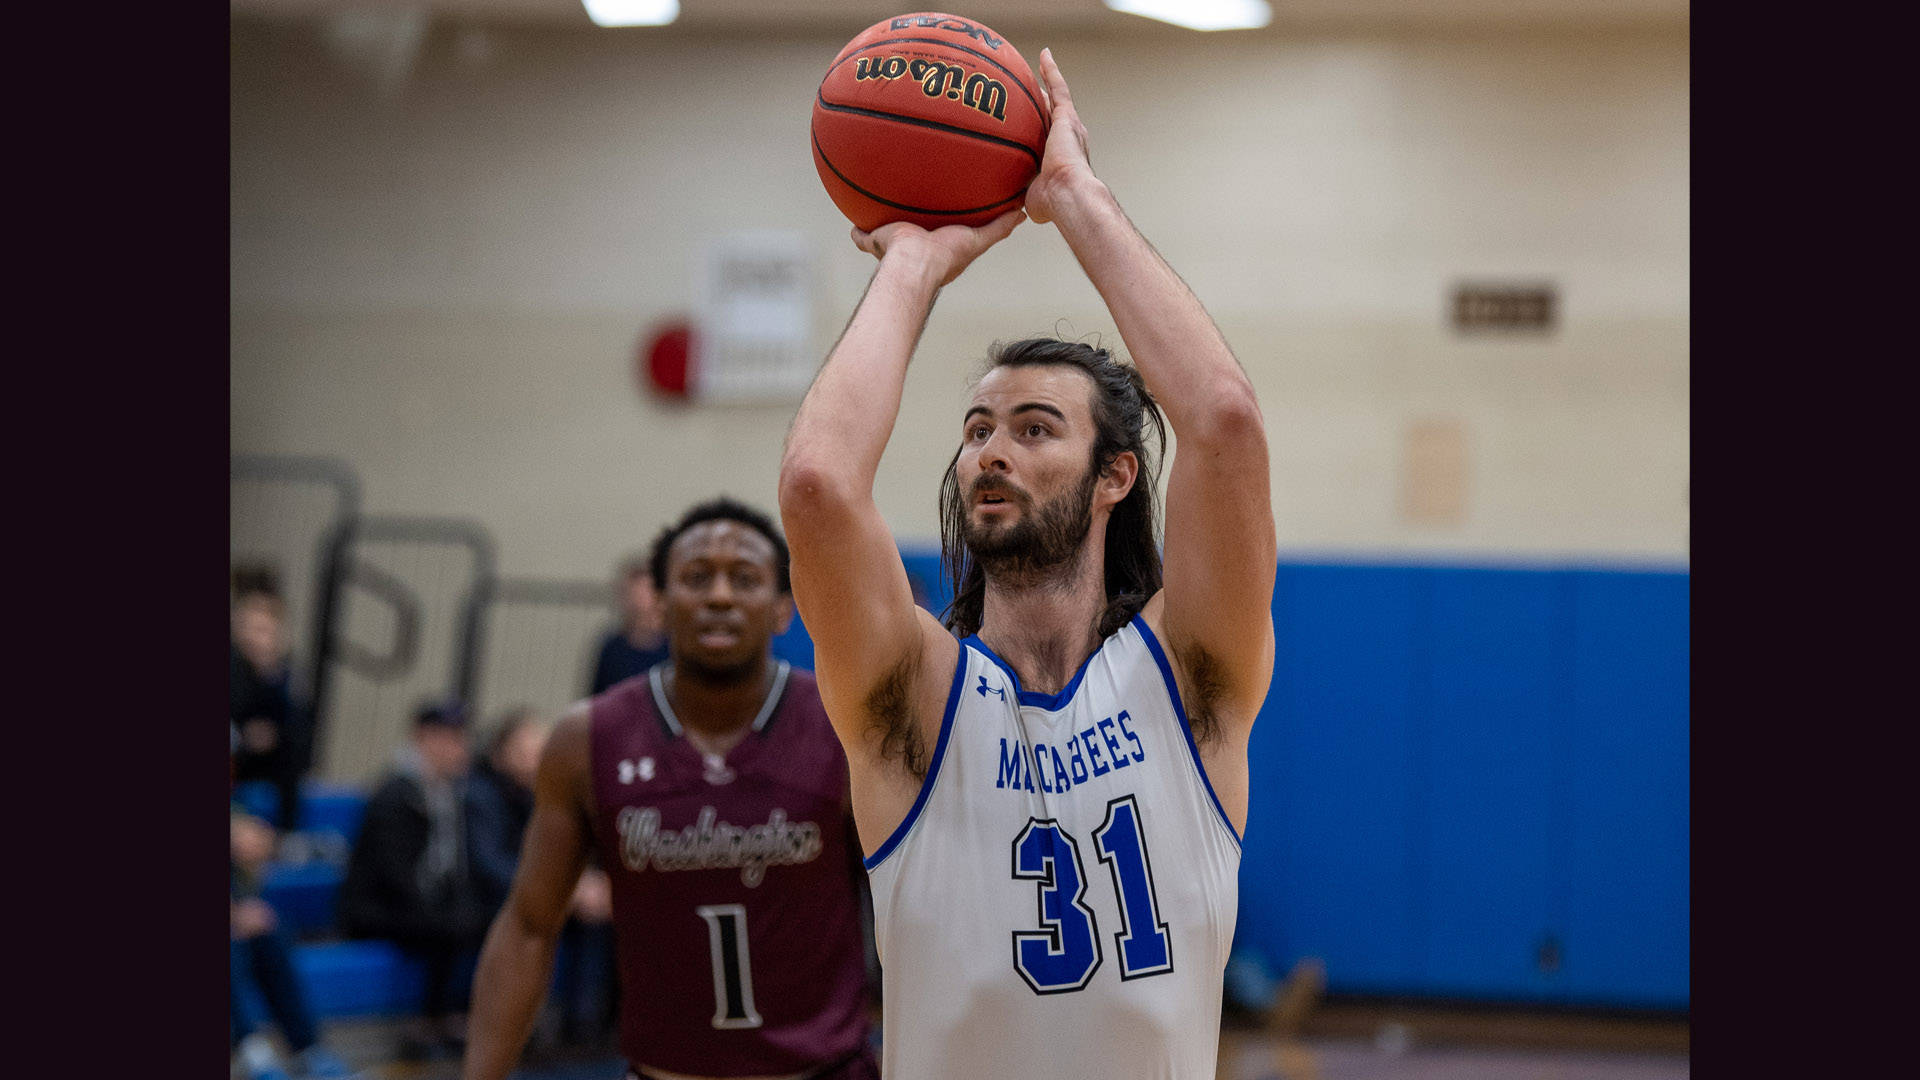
812, 12, 1049, 232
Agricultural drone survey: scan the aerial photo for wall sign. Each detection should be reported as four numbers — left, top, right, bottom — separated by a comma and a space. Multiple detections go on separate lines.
1452, 282, 1557, 333
690, 231, 816, 403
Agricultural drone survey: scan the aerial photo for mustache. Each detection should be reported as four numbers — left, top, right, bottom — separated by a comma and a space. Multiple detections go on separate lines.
969, 476, 1029, 504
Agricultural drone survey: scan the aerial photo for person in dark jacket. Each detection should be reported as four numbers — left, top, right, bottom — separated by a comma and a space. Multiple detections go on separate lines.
466, 708, 545, 915
587, 555, 669, 694
231, 808, 357, 1080
339, 701, 486, 1061
231, 568, 315, 831
466, 707, 618, 1050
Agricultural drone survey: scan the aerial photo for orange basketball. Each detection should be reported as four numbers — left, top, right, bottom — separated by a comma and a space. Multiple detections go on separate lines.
811, 13, 1049, 232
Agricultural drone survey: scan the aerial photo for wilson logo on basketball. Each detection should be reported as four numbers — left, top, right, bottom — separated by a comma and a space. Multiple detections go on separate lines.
853, 56, 1008, 122
888, 14, 1003, 49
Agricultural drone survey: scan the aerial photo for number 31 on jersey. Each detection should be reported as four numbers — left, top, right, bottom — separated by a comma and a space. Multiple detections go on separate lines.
1011, 794, 1173, 994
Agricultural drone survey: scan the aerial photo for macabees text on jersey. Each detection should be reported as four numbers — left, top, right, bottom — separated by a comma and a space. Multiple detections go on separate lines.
995, 709, 1148, 796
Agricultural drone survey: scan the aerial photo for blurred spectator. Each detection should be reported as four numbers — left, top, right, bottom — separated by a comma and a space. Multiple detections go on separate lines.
465, 706, 617, 1051
231, 809, 356, 1079
588, 554, 669, 694
339, 701, 488, 1062
466, 708, 546, 915
553, 867, 617, 1048
231, 567, 316, 830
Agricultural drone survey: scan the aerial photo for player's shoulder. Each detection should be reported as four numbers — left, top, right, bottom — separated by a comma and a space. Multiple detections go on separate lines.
544, 698, 596, 763
554, 678, 660, 777
777, 664, 829, 724
772, 666, 851, 750
584, 671, 661, 731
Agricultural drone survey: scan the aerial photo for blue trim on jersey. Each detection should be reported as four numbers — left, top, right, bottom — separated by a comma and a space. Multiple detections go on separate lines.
1130, 614, 1243, 849
961, 633, 1104, 712
862, 640, 969, 871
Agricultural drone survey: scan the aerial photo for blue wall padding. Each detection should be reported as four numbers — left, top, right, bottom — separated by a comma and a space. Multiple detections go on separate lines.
1231, 561, 1688, 1010
1562, 572, 1690, 1007
1420, 568, 1563, 1001
1252, 565, 1426, 993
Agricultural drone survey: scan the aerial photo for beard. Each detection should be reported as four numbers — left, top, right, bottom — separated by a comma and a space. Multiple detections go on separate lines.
962, 465, 1098, 585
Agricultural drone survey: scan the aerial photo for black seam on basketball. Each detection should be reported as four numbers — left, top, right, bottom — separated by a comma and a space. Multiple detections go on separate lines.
815, 93, 1041, 168
812, 132, 1027, 217
826, 37, 1046, 126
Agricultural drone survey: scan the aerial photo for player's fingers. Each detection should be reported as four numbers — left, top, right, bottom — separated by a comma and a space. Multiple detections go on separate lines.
1039, 48, 1074, 114
979, 209, 1023, 243
851, 225, 877, 255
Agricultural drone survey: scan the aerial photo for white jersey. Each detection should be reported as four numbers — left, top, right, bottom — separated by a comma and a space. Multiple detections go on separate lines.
864, 614, 1242, 1080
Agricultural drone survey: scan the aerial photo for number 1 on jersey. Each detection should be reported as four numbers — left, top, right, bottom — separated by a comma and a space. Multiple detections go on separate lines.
1093, 794, 1173, 979
694, 903, 763, 1029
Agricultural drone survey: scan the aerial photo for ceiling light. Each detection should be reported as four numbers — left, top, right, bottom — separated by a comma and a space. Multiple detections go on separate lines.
1104, 0, 1272, 31
582, 0, 678, 27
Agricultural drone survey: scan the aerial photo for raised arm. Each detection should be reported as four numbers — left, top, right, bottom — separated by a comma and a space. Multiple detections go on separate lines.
778, 213, 1019, 786
1026, 49, 1278, 739
461, 708, 594, 1080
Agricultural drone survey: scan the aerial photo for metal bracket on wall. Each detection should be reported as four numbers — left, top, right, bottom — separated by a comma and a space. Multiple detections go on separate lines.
332, 556, 422, 682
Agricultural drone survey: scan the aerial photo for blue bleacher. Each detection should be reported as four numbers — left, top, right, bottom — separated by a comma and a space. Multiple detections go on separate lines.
292, 940, 427, 1017
236, 781, 426, 1017
235, 780, 365, 940
233, 779, 368, 841
261, 861, 345, 937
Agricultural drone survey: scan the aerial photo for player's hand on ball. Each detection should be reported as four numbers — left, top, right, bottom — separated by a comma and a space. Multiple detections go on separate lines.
853, 210, 1024, 287
1024, 48, 1097, 225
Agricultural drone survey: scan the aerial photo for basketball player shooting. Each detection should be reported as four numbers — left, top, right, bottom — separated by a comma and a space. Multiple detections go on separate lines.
462, 499, 877, 1080
779, 48, 1276, 1080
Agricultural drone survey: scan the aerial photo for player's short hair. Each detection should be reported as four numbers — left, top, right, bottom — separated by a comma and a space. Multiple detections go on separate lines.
231, 564, 284, 607
940, 337, 1168, 639
649, 497, 792, 595
413, 699, 470, 731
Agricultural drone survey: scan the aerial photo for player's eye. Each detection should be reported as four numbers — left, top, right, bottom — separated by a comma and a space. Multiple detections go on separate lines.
968, 425, 991, 441
1025, 422, 1049, 438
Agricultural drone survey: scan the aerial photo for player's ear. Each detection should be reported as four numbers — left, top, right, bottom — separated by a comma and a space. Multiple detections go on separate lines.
773, 594, 795, 635
1098, 450, 1138, 509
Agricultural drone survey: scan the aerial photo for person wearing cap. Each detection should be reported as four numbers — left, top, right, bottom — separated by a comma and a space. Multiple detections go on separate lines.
339, 700, 489, 1062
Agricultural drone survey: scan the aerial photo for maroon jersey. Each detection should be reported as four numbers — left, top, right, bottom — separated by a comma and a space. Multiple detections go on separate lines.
588, 661, 871, 1077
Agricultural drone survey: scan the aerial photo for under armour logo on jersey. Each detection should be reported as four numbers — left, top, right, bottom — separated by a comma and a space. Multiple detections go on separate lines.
618, 757, 656, 784
977, 675, 1006, 700
701, 752, 736, 786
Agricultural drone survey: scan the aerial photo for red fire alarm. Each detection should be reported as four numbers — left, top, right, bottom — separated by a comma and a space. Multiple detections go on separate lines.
639, 320, 695, 399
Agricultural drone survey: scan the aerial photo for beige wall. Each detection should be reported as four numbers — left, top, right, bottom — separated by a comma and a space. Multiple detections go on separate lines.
232, 19, 1687, 573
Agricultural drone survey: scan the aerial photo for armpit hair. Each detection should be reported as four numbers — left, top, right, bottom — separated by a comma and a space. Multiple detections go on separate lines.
864, 651, 929, 781
1172, 639, 1227, 747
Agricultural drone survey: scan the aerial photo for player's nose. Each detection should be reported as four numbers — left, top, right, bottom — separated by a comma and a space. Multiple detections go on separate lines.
978, 428, 1015, 473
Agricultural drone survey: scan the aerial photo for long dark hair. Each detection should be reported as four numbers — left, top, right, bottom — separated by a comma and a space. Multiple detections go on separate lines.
939, 338, 1168, 640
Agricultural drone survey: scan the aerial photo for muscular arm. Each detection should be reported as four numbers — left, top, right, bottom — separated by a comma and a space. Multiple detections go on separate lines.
778, 213, 1018, 786
462, 708, 594, 1080
1027, 49, 1278, 743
